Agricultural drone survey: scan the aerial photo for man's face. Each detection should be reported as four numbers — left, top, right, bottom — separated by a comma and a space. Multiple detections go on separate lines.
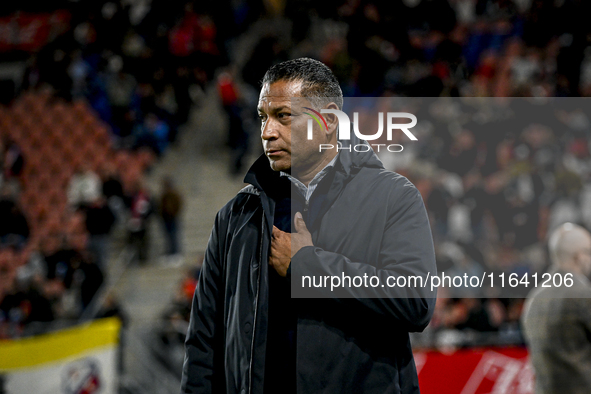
258, 80, 335, 175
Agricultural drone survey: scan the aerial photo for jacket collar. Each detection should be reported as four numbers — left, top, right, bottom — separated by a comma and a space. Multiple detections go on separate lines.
243, 134, 385, 231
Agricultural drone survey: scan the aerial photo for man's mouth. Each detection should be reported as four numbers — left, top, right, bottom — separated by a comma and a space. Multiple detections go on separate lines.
266, 149, 285, 157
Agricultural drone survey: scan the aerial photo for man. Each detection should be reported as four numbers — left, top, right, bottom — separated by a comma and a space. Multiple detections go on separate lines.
181, 58, 437, 394
522, 223, 591, 394
159, 176, 183, 261
126, 179, 153, 263
83, 196, 115, 270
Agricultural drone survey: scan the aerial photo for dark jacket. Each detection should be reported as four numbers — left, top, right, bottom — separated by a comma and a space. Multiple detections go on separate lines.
181, 137, 437, 394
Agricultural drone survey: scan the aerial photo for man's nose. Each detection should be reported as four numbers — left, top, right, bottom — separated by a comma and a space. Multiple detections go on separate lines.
261, 120, 279, 140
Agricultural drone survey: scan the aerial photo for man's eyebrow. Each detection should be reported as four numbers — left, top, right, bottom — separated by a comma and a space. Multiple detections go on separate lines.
258, 104, 292, 113
272, 105, 291, 112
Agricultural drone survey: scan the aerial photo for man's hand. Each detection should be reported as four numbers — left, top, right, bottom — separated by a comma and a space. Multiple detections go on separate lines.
269, 212, 313, 277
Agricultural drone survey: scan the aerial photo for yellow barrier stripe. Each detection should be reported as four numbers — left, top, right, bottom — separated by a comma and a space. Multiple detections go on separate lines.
0, 317, 121, 370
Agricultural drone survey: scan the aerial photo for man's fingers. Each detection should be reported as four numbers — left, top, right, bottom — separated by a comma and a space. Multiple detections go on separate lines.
272, 225, 283, 238
294, 212, 309, 234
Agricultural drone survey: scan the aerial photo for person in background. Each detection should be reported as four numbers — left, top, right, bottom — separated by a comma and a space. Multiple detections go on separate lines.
83, 196, 116, 271
134, 113, 170, 156
126, 179, 153, 264
2, 137, 24, 187
76, 253, 104, 310
217, 69, 249, 176
522, 223, 591, 394
67, 164, 101, 209
100, 164, 125, 223
0, 246, 54, 338
97, 291, 128, 373
0, 185, 29, 249
159, 176, 183, 266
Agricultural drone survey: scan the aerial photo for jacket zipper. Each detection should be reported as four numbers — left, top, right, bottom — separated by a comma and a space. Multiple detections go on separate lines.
248, 212, 264, 394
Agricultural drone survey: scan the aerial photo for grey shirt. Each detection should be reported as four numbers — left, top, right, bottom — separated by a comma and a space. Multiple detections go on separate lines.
280, 154, 339, 201
522, 268, 591, 394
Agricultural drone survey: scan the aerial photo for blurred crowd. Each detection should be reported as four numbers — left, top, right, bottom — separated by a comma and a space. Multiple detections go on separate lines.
1, 0, 591, 347
381, 97, 591, 349
0, 138, 184, 338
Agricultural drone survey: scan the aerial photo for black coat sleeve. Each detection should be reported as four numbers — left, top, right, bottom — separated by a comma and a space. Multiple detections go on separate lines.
291, 183, 437, 332
181, 210, 227, 393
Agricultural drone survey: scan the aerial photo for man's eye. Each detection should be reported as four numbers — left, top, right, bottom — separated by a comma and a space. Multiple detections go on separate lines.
278, 113, 291, 119
258, 114, 267, 121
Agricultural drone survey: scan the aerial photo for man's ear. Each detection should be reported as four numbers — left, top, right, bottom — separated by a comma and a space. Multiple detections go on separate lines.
323, 102, 340, 139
